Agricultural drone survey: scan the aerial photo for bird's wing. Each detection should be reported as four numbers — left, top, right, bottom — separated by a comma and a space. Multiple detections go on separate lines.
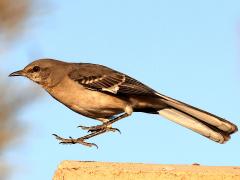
68, 63, 157, 96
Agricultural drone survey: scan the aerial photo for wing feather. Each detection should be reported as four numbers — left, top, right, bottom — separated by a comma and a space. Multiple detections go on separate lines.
68, 63, 158, 96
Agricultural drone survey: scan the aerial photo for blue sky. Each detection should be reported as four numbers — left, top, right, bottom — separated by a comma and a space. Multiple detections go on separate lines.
2, 1, 240, 179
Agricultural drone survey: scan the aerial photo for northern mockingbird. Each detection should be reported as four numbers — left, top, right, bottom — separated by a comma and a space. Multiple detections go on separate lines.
9, 59, 238, 148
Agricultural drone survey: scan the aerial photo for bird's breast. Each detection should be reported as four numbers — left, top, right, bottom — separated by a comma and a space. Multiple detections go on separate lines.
46, 77, 128, 118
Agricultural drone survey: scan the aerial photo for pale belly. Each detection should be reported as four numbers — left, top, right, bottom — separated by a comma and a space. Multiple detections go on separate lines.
46, 78, 128, 119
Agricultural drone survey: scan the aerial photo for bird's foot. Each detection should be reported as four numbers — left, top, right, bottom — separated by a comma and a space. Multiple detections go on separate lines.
78, 124, 121, 134
52, 134, 98, 148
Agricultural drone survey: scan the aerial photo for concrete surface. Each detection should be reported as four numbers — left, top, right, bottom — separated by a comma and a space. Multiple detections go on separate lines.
53, 161, 240, 180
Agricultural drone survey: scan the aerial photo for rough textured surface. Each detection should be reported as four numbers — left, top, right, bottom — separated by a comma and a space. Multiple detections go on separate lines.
53, 161, 240, 180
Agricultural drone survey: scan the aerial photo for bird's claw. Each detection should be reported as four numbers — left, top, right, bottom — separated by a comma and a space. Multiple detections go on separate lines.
77, 125, 104, 131
107, 127, 121, 134
78, 125, 93, 130
78, 124, 121, 134
52, 134, 98, 148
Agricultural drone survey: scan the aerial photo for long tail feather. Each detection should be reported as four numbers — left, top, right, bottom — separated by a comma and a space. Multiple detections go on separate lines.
156, 93, 238, 143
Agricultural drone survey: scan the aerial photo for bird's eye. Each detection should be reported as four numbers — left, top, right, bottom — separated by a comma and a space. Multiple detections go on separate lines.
32, 66, 40, 72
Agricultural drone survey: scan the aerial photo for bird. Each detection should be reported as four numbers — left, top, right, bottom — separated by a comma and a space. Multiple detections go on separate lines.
9, 58, 238, 148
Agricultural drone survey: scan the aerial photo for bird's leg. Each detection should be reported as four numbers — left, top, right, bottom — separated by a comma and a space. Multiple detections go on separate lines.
78, 113, 130, 133
53, 113, 131, 147
106, 113, 130, 126
52, 128, 108, 148
79, 124, 121, 133
53, 126, 118, 148
52, 133, 98, 148
78, 123, 121, 133
78, 118, 118, 132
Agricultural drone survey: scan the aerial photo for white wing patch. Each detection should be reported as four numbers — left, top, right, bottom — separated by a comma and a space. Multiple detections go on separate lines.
101, 75, 125, 94
102, 86, 120, 94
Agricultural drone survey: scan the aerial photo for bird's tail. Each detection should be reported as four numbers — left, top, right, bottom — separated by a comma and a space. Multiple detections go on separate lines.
156, 93, 238, 143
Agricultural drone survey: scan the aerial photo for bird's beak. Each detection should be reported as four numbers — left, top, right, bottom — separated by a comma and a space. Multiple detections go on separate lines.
9, 70, 25, 77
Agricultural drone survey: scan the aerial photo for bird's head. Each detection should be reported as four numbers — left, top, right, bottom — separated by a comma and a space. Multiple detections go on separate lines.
9, 58, 66, 88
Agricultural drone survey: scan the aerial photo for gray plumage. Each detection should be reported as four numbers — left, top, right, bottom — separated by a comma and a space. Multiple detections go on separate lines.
9, 58, 238, 147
